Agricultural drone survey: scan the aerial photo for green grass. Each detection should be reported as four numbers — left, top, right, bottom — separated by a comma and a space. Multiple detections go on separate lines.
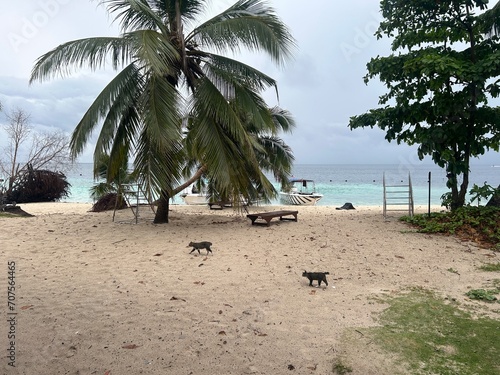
0, 212, 25, 218
465, 289, 499, 302
479, 262, 500, 272
332, 359, 353, 374
362, 289, 500, 375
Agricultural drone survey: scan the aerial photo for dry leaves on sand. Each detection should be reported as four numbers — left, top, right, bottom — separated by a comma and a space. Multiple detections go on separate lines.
122, 344, 140, 349
170, 296, 186, 302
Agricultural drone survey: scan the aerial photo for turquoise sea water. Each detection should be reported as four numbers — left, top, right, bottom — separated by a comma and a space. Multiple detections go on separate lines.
63, 163, 500, 207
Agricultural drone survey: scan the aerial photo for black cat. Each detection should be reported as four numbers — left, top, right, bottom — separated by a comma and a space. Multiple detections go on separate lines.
302, 271, 329, 286
188, 241, 213, 255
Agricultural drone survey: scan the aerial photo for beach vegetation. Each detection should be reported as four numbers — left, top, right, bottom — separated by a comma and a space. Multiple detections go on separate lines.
0, 104, 72, 203
349, 289, 500, 375
89, 153, 135, 213
7, 164, 70, 203
479, 262, 500, 272
349, 0, 500, 211
332, 359, 353, 374
469, 183, 500, 206
401, 206, 500, 248
401, 206, 500, 250
465, 288, 499, 302
29, 0, 296, 223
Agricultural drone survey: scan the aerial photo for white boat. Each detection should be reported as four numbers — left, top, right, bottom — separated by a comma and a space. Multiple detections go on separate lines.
180, 186, 257, 206
180, 184, 209, 205
180, 192, 209, 205
279, 178, 323, 206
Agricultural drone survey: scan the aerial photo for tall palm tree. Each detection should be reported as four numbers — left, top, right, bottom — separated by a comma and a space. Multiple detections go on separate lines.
30, 0, 295, 223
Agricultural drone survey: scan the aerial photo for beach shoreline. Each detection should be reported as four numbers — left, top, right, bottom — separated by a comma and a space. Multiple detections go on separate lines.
1, 202, 492, 375
18, 201, 445, 215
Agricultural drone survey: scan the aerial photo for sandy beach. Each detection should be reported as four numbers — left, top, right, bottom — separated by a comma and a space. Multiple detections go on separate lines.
1, 202, 497, 375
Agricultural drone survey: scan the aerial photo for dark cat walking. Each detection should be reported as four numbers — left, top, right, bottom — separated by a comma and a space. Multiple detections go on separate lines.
302, 271, 329, 287
188, 241, 213, 255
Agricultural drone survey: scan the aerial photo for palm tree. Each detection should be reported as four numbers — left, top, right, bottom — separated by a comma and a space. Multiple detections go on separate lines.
90, 153, 138, 217
30, 0, 295, 223
178, 105, 295, 205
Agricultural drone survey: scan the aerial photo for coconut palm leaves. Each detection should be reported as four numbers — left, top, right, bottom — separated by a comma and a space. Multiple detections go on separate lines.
30, 0, 296, 222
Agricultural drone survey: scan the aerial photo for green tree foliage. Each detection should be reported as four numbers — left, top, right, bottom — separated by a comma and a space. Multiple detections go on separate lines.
349, 0, 500, 210
30, 0, 296, 223
89, 153, 136, 213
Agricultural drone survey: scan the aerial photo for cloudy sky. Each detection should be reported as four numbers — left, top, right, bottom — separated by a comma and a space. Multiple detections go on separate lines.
1, 0, 499, 166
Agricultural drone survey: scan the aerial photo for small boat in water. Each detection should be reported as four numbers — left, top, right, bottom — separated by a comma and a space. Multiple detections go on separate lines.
279, 178, 323, 206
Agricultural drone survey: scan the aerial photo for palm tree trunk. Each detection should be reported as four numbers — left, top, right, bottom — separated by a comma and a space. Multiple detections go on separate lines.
172, 165, 207, 196
153, 165, 207, 224
154, 191, 170, 224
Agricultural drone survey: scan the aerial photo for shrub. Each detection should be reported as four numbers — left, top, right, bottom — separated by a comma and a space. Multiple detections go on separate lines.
7, 166, 70, 203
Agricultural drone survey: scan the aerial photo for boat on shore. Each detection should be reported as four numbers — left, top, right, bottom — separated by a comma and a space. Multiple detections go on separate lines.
179, 184, 209, 205
180, 192, 209, 205
180, 186, 260, 207
279, 178, 323, 206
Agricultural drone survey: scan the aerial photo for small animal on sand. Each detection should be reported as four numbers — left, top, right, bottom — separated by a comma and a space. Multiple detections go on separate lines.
188, 241, 213, 255
302, 271, 329, 287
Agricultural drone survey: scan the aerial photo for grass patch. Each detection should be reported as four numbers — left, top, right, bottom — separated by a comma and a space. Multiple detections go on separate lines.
401, 206, 500, 250
363, 289, 500, 375
479, 263, 500, 272
465, 289, 499, 302
0, 212, 26, 218
332, 359, 353, 374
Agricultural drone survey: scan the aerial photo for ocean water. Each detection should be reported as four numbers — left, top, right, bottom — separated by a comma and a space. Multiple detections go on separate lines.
62, 163, 500, 207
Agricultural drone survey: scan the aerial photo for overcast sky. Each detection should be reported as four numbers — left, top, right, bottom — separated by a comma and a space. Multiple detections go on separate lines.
1, 0, 499, 166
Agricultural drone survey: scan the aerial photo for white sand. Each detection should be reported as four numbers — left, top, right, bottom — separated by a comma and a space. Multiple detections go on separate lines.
1, 203, 497, 374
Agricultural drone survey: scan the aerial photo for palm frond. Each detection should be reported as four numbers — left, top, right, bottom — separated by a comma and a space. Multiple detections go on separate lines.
30, 37, 132, 83
125, 30, 179, 76
186, 110, 241, 189
269, 106, 296, 134
140, 73, 183, 148
479, 1, 500, 36
149, 0, 206, 23
188, 0, 296, 67
133, 73, 185, 196
203, 53, 278, 94
100, 106, 140, 181
133, 129, 184, 199
99, 0, 170, 34
70, 63, 142, 158
92, 99, 141, 164
189, 75, 247, 145
255, 135, 294, 181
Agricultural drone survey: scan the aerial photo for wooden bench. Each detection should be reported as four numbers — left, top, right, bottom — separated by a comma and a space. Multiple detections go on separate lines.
246, 210, 298, 226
